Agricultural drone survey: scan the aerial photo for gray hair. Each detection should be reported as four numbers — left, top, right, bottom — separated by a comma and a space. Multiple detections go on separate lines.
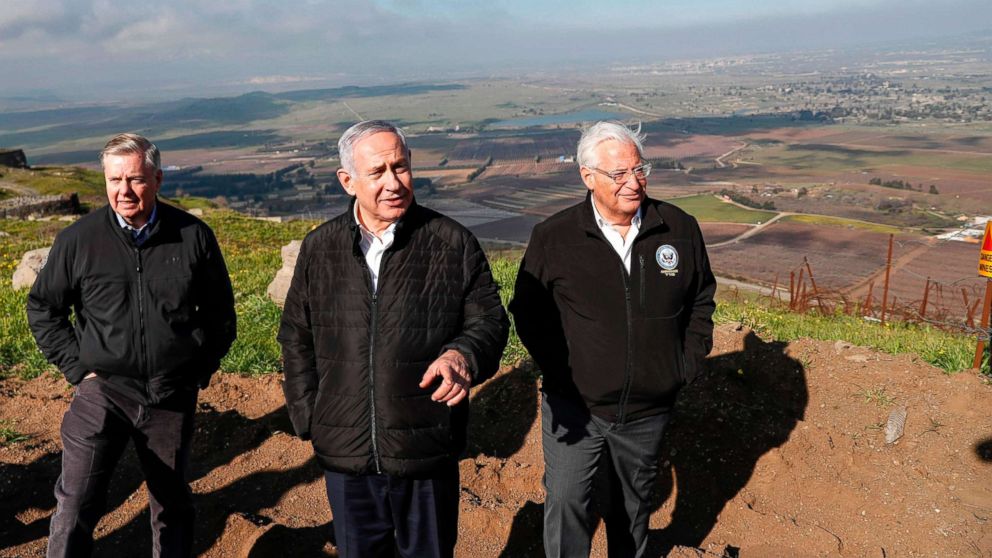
100, 133, 161, 172
576, 121, 645, 168
338, 120, 410, 174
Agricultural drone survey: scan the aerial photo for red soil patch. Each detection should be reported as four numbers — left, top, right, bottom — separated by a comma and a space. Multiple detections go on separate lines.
708, 221, 908, 290
3, 326, 990, 556
700, 223, 752, 245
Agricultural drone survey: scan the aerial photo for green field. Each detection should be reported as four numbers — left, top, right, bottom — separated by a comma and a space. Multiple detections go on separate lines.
1, 166, 105, 203
666, 194, 777, 224
782, 214, 903, 234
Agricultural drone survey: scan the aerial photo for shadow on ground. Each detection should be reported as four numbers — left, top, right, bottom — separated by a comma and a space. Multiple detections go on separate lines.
500, 330, 808, 557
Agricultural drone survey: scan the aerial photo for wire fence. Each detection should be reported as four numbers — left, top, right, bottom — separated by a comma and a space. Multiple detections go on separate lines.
739, 233, 991, 343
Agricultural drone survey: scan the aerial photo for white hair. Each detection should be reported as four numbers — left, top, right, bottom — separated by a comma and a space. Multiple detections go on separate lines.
338, 120, 409, 174
576, 121, 645, 168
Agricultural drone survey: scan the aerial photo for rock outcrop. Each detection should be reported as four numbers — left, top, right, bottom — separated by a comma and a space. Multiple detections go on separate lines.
266, 240, 301, 307
0, 193, 82, 219
12, 247, 51, 290
0, 149, 28, 168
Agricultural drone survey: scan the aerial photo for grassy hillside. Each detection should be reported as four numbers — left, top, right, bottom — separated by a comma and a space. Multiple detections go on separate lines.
0, 166, 106, 206
666, 194, 777, 224
0, 207, 982, 381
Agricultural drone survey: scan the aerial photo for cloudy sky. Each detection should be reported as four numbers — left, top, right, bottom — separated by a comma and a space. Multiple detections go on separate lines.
2, 0, 988, 101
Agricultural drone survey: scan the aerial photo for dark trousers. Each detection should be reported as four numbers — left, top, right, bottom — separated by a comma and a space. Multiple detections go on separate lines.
541, 392, 670, 558
324, 464, 459, 558
47, 377, 198, 558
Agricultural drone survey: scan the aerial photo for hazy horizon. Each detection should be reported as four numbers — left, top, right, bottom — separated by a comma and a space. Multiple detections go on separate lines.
2, 0, 990, 104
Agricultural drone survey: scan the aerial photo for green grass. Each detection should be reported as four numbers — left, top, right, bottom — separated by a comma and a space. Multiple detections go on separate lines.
0, 419, 30, 446
714, 297, 979, 373
3, 166, 105, 200
1, 207, 979, 382
170, 196, 218, 211
782, 214, 903, 234
860, 386, 895, 407
204, 211, 317, 375
1, 220, 68, 378
490, 258, 527, 366
666, 194, 777, 224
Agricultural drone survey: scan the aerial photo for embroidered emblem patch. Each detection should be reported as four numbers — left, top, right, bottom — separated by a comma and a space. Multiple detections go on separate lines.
655, 245, 679, 276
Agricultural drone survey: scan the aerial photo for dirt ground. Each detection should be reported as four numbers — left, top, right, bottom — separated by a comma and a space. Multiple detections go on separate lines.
2, 325, 991, 557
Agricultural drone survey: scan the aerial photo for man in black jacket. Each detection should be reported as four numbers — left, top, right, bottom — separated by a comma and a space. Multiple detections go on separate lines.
278, 120, 508, 558
27, 133, 236, 558
509, 122, 716, 557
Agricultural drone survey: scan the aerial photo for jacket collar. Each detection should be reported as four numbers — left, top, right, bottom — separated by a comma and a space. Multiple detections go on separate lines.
106, 201, 165, 246
579, 192, 665, 237
347, 197, 422, 252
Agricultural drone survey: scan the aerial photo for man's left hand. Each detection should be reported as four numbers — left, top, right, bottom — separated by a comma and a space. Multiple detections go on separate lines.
419, 350, 471, 406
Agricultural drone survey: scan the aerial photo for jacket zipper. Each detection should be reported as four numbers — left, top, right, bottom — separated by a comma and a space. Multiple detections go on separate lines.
638, 255, 646, 308
615, 262, 634, 426
134, 247, 149, 400
368, 291, 382, 473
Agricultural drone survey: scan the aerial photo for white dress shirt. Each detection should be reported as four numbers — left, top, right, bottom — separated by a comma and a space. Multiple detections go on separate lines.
590, 199, 641, 273
354, 204, 396, 292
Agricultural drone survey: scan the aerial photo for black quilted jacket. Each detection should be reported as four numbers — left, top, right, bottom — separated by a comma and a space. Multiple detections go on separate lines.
278, 201, 509, 477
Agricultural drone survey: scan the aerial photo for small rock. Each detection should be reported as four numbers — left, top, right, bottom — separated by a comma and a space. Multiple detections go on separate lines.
885, 406, 907, 444
266, 240, 302, 307
12, 246, 51, 290
834, 340, 854, 352
845, 354, 870, 363
188, 207, 204, 216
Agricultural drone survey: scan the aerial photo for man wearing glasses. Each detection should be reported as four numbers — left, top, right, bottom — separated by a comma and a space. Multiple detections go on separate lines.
510, 121, 716, 557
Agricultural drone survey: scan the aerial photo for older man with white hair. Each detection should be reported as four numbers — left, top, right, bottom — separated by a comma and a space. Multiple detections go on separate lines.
510, 121, 716, 557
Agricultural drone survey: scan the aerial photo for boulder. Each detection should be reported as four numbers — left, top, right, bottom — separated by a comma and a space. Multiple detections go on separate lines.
12, 247, 51, 290
266, 240, 301, 307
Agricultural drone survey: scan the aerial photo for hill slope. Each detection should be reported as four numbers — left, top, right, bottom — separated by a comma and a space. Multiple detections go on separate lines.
2, 325, 989, 556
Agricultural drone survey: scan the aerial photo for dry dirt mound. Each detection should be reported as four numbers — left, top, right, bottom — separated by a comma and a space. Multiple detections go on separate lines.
2, 326, 990, 557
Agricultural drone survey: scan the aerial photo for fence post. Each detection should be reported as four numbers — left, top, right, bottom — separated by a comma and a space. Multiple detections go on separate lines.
863, 281, 874, 317
789, 271, 796, 310
880, 233, 894, 325
919, 277, 931, 321
804, 257, 825, 314
973, 279, 992, 370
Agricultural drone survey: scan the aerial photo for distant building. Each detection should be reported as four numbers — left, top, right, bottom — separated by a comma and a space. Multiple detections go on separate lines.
0, 149, 28, 168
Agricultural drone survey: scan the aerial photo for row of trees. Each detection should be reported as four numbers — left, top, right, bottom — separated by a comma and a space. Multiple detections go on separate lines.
868, 177, 939, 194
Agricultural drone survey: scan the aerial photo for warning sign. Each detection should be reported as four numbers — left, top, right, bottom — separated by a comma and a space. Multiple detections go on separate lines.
979, 221, 992, 278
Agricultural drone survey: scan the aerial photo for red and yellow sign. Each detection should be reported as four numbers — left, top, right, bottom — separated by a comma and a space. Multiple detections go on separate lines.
979, 221, 992, 278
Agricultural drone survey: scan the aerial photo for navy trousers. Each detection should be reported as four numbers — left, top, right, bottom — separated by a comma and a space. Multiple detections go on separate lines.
47, 377, 198, 558
541, 392, 670, 558
324, 464, 459, 558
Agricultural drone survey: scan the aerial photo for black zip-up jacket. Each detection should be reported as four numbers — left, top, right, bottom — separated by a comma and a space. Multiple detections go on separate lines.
509, 195, 716, 423
277, 202, 509, 477
27, 202, 237, 405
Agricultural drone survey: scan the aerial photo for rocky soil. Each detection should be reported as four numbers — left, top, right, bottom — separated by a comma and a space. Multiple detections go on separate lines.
2, 325, 991, 557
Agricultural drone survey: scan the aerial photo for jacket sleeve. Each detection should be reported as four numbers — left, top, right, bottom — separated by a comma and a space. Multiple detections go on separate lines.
277, 237, 318, 440
441, 235, 509, 386
195, 225, 237, 383
507, 229, 570, 379
682, 217, 716, 385
26, 232, 88, 384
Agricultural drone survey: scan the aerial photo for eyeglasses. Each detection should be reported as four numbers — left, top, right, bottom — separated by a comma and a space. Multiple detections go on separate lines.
587, 163, 652, 185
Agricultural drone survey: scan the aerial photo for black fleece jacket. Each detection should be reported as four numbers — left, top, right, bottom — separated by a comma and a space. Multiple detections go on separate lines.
278, 202, 509, 477
27, 202, 236, 405
509, 195, 716, 423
